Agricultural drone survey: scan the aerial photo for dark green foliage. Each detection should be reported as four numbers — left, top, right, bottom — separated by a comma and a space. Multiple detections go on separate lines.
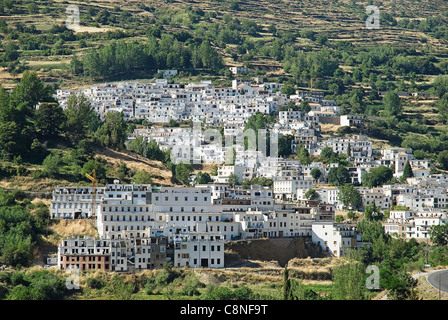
331, 262, 366, 300
0, 72, 56, 161
338, 183, 362, 210
310, 168, 322, 182
64, 93, 99, 144
42, 153, 62, 178
296, 145, 311, 165
0, 193, 47, 267
35, 103, 66, 138
174, 162, 193, 185
364, 204, 383, 222
10, 71, 55, 109
320, 147, 335, 160
382, 91, 402, 117
81, 158, 107, 181
194, 171, 212, 185
327, 166, 350, 186
437, 150, 448, 170
278, 134, 293, 157
402, 161, 414, 180
131, 170, 153, 184
87, 277, 105, 289
362, 166, 394, 188
78, 36, 223, 79
429, 224, 448, 246
94, 111, 127, 150
244, 112, 276, 154
305, 188, 319, 200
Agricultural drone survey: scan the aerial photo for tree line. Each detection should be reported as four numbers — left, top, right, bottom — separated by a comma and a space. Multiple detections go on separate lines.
72, 34, 224, 80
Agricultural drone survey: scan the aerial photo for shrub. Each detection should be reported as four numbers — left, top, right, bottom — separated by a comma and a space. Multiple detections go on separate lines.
87, 277, 105, 289
202, 285, 235, 300
10, 272, 29, 286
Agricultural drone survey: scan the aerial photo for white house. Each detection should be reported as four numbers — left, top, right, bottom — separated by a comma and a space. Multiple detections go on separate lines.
311, 222, 362, 257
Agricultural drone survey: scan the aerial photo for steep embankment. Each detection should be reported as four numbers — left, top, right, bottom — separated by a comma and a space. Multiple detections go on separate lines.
225, 237, 326, 267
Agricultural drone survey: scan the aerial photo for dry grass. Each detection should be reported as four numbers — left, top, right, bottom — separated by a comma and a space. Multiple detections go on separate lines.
94, 147, 174, 186
415, 273, 448, 300
0, 176, 75, 192
320, 123, 342, 133
49, 219, 99, 239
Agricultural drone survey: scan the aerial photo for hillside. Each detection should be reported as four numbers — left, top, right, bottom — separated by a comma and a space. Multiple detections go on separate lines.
1, 0, 447, 89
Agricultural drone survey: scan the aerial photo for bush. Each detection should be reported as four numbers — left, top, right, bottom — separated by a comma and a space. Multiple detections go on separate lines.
145, 283, 156, 295
31, 169, 47, 179
16, 165, 29, 176
87, 277, 105, 289
0, 284, 8, 299
202, 285, 235, 300
179, 274, 205, 296
10, 272, 29, 286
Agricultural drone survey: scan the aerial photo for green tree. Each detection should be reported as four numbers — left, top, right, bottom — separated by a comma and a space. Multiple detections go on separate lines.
126, 136, 146, 156
320, 147, 335, 160
10, 71, 55, 109
64, 93, 98, 143
194, 171, 213, 185
278, 134, 293, 157
175, 162, 193, 186
81, 159, 107, 181
429, 224, 448, 246
132, 170, 154, 184
300, 100, 311, 113
116, 162, 130, 182
95, 111, 127, 150
339, 184, 363, 210
437, 150, 448, 170
282, 266, 291, 300
0, 121, 22, 160
310, 168, 322, 182
210, 165, 218, 176
296, 145, 311, 165
357, 219, 386, 242
1, 233, 33, 267
331, 262, 366, 300
34, 103, 66, 138
433, 75, 448, 98
364, 204, 383, 221
347, 211, 357, 221
402, 161, 414, 180
227, 173, 239, 186
145, 140, 165, 162
42, 153, 62, 178
362, 166, 394, 188
305, 188, 319, 200
327, 166, 350, 186
382, 90, 402, 117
